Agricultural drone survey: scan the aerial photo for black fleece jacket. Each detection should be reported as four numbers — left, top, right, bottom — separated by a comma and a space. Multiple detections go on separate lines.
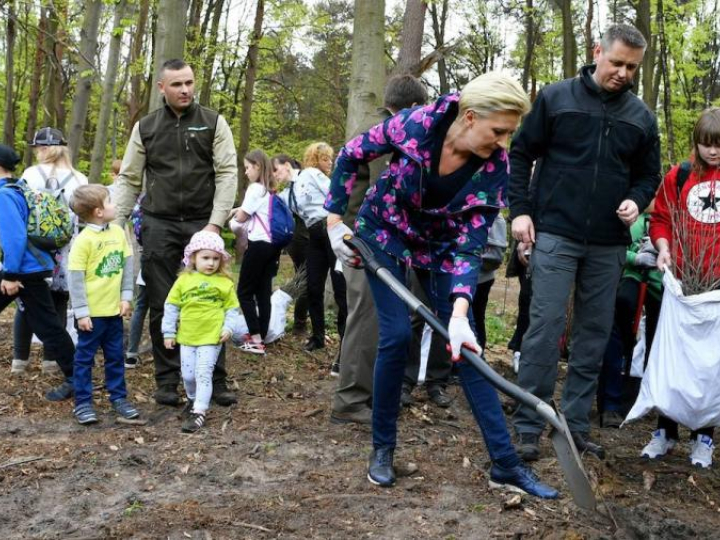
508, 65, 661, 245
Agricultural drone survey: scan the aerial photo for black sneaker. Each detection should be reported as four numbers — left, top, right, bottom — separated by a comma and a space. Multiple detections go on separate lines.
304, 336, 324, 351
427, 384, 452, 408
571, 431, 606, 459
154, 385, 180, 406
517, 433, 540, 462
181, 412, 206, 433
124, 354, 139, 369
367, 447, 395, 487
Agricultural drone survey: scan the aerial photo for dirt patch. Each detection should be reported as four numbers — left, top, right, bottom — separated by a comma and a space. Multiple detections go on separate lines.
2, 280, 720, 539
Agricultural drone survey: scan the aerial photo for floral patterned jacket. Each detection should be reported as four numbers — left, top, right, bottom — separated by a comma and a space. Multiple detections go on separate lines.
324, 93, 509, 301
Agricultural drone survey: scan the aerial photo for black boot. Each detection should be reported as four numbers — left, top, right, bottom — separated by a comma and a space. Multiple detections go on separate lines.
571, 431, 605, 459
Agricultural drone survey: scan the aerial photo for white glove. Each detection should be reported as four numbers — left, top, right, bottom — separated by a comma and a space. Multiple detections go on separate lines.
448, 316, 481, 360
634, 239, 658, 268
327, 221, 359, 267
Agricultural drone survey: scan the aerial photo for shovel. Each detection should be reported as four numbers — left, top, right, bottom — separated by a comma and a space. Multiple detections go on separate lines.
344, 235, 596, 510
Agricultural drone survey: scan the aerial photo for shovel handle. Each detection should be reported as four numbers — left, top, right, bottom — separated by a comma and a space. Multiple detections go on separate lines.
344, 236, 562, 431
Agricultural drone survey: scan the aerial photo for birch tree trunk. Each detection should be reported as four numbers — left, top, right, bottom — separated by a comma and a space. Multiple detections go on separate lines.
89, 0, 127, 183
67, 0, 103, 164
149, 0, 189, 112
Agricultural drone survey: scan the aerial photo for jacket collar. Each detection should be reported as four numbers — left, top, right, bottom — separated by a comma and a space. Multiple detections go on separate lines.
580, 65, 634, 102
392, 93, 461, 164
162, 98, 197, 119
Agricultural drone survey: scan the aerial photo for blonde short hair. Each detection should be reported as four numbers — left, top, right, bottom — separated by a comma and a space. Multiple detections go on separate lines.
459, 72, 530, 118
303, 142, 333, 170
70, 184, 108, 222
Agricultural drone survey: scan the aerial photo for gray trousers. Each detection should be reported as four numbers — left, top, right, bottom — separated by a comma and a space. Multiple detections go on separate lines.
513, 232, 625, 435
332, 264, 378, 413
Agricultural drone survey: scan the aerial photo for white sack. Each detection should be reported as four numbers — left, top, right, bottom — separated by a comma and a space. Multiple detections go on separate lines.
630, 314, 646, 378
265, 289, 293, 344
625, 271, 720, 430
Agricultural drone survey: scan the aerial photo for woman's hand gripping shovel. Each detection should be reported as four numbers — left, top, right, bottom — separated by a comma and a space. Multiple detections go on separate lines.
344, 235, 596, 510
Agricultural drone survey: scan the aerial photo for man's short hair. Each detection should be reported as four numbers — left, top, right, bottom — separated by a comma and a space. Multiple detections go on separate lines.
70, 184, 109, 222
601, 24, 647, 51
384, 75, 428, 112
160, 58, 189, 77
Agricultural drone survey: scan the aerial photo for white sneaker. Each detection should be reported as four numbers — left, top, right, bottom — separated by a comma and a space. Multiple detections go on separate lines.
41, 360, 61, 374
690, 435, 714, 468
512, 351, 521, 374
10, 359, 29, 375
641, 429, 677, 459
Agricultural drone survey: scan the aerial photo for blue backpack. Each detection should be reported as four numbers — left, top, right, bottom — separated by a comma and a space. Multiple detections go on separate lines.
255, 193, 295, 248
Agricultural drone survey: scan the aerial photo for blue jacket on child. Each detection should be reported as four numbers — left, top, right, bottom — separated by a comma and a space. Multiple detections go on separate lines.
0, 177, 55, 279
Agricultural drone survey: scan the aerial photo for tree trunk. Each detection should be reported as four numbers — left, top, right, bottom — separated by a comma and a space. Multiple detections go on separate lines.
3, 0, 16, 146
429, 0, 449, 94
24, 8, 48, 167
345, 0, 385, 141
635, 0, 656, 109
236, 0, 264, 193
67, 0, 103, 164
584, 0, 594, 65
149, 0, 190, 112
127, 0, 150, 132
555, 0, 577, 78
199, 0, 225, 107
89, 0, 127, 183
521, 0, 536, 93
392, 0, 427, 76
657, 0, 675, 163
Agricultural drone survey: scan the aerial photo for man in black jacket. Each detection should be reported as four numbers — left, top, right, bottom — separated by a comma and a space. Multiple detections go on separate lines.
508, 24, 661, 460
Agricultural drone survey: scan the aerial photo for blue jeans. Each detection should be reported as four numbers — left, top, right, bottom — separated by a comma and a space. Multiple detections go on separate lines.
365, 246, 519, 468
74, 316, 127, 407
126, 284, 148, 356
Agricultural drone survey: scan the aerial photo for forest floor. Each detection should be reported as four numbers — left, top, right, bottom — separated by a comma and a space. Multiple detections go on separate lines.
1, 262, 720, 540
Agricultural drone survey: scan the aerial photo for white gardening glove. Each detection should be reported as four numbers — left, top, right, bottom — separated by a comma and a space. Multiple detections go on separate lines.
327, 221, 359, 267
448, 316, 481, 361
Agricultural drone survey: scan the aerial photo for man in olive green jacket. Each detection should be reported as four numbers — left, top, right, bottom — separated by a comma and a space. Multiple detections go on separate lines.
114, 59, 238, 407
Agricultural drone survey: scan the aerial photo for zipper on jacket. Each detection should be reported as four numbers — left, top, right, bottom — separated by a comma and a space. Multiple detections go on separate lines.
588, 103, 607, 240
177, 117, 184, 221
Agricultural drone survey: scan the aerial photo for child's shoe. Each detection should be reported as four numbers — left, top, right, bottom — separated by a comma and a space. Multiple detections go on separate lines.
41, 359, 61, 374
124, 353, 139, 369
237, 334, 265, 355
182, 412, 206, 433
690, 435, 714, 468
74, 403, 99, 425
641, 429, 677, 459
112, 398, 140, 423
45, 380, 74, 401
10, 359, 29, 376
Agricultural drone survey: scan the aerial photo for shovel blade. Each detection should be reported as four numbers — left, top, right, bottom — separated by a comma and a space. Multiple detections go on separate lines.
548, 410, 596, 510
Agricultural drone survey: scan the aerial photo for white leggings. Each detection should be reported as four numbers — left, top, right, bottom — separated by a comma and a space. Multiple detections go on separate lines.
180, 344, 222, 414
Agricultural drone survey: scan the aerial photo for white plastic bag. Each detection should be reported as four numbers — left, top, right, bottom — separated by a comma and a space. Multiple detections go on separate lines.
265, 290, 293, 344
417, 323, 433, 383
625, 271, 720, 430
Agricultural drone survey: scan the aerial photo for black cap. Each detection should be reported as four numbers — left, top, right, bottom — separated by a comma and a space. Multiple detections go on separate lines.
0, 144, 21, 172
29, 127, 67, 147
